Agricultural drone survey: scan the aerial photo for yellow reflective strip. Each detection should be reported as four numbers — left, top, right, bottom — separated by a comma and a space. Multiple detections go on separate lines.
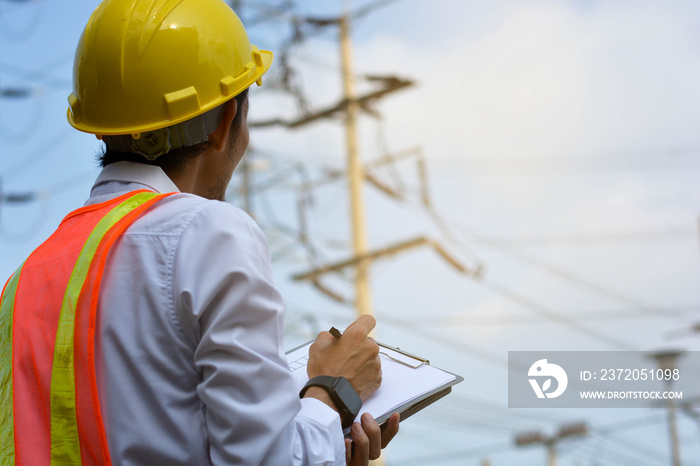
50, 192, 160, 465
0, 264, 23, 466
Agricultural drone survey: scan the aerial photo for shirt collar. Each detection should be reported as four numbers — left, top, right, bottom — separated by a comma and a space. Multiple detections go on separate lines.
90, 161, 181, 198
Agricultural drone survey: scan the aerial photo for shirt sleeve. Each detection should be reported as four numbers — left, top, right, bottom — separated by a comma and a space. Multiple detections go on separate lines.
171, 201, 345, 465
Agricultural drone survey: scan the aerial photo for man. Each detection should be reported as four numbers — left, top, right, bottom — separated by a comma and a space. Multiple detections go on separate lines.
0, 0, 398, 464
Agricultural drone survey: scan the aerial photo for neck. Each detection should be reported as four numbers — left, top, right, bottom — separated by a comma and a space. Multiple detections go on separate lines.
163, 148, 232, 201
162, 156, 201, 195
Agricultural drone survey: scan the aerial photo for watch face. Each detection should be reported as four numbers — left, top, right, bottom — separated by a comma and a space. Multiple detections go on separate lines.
334, 377, 362, 415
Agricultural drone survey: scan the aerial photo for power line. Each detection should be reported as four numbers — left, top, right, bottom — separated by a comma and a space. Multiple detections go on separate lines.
371, 198, 649, 349
427, 146, 700, 178
378, 313, 509, 366
0, 89, 46, 142
42, 169, 95, 195
255, 157, 682, 351
390, 411, 672, 465
242, 0, 300, 28
495, 414, 669, 466
443, 391, 680, 466
0, 55, 73, 90
405, 304, 700, 326
588, 431, 668, 464
254, 153, 659, 349
419, 408, 523, 435
352, 0, 406, 21
284, 300, 686, 463
431, 145, 700, 163
424, 206, 687, 323
283, 295, 510, 367
447, 393, 567, 423
554, 440, 594, 466
276, 135, 691, 330
319, 225, 697, 252
245, 0, 413, 116
479, 276, 638, 350
0, 168, 94, 244
559, 438, 660, 466
465, 227, 697, 247
2, 128, 72, 178
239, 4, 696, 458
0, 192, 48, 242
0, 0, 44, 42
429, 160, 700, 178
386, 441, 516, 466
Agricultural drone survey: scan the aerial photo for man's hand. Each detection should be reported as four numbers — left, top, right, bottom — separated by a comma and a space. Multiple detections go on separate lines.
303, 315, 399, 464
345, 412, 400, 466
305, 315, 382, 401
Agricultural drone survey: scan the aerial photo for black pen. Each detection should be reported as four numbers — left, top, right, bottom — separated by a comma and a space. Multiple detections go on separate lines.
329, 327, 342, 340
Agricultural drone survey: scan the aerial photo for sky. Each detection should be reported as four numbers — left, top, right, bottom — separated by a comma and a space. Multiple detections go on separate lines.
1, 0, 700, 464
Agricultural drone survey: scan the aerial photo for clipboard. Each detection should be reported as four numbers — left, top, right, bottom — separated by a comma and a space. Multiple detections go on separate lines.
286, 339, 463, 435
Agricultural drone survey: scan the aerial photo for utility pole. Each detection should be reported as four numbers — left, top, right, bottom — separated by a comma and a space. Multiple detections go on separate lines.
339, 9, 372, 319
341, 5, 375, 464
248, 9, 479, 307
514, 422, 588, 466
242, 7, 482, 461
650, 349, 685, 466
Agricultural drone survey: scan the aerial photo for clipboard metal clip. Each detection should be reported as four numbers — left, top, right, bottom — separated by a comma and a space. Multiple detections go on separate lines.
377, 342, 429, 369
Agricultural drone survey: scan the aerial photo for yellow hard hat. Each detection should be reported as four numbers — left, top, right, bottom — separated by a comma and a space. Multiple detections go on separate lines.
67, 0, 273, 138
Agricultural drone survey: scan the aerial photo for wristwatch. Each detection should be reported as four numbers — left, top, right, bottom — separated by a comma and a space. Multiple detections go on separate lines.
300, 376, 362, 429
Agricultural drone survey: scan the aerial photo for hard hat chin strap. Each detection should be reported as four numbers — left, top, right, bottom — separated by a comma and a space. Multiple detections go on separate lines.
103, 104, 226, 161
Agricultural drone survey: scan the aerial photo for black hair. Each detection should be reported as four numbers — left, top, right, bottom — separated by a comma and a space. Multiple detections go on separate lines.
98, 88, 249, 173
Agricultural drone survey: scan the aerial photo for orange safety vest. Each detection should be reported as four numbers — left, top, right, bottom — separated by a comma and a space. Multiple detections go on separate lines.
0, 190, 173, 466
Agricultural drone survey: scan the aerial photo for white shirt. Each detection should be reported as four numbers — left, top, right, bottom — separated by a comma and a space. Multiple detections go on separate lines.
88, 162, 345, 465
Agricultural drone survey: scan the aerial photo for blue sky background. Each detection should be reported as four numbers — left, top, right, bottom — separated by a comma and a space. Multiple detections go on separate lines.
2, 0, 700, 464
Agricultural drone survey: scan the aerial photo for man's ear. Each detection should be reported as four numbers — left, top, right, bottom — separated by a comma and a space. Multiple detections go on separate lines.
209, 98, 238, 152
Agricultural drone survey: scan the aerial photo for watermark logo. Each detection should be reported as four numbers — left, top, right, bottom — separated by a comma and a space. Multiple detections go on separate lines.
528, 359, 568, 399
509, 351, 695, 408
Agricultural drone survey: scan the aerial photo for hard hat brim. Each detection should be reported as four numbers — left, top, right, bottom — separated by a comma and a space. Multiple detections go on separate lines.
67, 49, 273, 138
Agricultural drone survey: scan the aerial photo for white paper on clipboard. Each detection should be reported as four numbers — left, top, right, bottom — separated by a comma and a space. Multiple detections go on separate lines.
286, 341, 460, 427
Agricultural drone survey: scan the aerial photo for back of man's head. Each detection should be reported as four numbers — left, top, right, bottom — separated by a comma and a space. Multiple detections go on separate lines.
66, 0, 272, 167
99, 89, 249, 172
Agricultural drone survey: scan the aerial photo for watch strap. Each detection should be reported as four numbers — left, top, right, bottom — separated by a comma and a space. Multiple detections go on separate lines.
299, 375, 337, 399
300, 376, 361, 429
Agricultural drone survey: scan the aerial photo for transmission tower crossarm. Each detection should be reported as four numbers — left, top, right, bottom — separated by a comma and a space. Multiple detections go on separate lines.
364, 172, 402, 199
292, 236, 430, 282
431, 241, 472, 275
292, 236, 476, 283
364, 146, 423, 170
311, 279, 349, 303
249, 77, 414, 129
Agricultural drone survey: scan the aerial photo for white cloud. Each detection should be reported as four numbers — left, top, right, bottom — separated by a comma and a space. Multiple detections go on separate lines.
352, 0, 700, 157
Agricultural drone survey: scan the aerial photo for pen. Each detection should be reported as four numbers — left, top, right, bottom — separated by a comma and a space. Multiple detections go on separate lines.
329, 327, 342, 340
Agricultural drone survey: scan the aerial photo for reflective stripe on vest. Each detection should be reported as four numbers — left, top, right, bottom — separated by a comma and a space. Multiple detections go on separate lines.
0, 190, 174, 465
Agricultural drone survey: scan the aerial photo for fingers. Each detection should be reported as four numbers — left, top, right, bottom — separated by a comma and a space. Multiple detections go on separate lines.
381, 412, 400, 448
361, 413, 382, 460
349, 422, 369, 466
309, 331, 335, 357
313, 330, 335, 346
349, 412, 399, 465
344, 314, 376, 338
